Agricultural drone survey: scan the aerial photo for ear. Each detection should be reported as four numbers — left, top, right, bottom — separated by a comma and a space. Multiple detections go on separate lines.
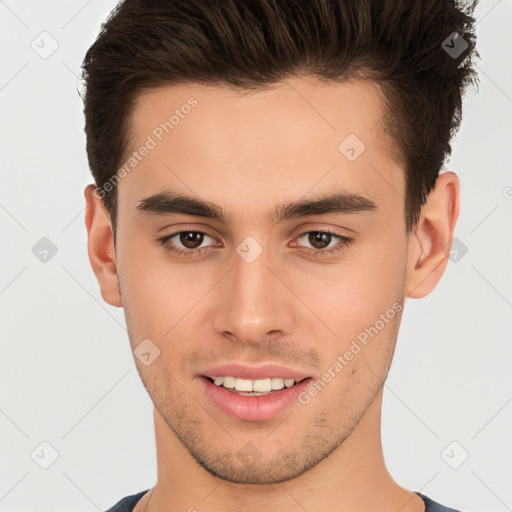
405, 171, 460, 299
84, 184, 122, 307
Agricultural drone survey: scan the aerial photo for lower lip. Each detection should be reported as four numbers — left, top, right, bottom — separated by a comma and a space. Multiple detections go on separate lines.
200, 376, 312, 422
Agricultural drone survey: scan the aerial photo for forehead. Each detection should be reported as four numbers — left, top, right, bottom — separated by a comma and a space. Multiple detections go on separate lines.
128, 76, 391, 155
119, 76, 402, 219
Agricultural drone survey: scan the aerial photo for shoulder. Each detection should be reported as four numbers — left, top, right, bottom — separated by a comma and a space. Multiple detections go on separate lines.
104, 490, 150, 512
416, 491, 465, 512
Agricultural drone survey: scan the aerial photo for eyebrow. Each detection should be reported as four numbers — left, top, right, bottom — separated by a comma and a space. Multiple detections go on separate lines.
135, 190, 377, 225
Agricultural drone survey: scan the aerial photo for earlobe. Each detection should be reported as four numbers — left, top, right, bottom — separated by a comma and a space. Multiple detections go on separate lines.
405, 171, 460, 299
84, 184, 122, 307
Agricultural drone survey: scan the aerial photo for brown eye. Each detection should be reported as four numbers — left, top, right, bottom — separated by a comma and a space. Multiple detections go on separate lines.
307, 232, 332, 250
179, 231, 205, 249
157, 230, 216, 258
293, 229, 353, 257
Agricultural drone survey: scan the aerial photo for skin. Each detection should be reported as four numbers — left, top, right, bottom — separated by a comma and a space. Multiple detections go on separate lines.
84, 76, 459, 512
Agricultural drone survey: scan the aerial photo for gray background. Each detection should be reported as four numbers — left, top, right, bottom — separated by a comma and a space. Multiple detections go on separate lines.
0, 1, 511, 511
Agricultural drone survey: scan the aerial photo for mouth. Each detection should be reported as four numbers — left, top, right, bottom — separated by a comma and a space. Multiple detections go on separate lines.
203, 375, 310, 396
200, 375, 313, 422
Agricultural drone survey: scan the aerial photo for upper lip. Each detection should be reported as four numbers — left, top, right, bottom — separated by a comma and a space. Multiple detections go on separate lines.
200, 363, 312, 381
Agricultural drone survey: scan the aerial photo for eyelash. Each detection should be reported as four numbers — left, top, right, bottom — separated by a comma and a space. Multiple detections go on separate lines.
157, 229, 353, 259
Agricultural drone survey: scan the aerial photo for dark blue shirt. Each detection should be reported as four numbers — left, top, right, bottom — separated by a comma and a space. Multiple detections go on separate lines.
104, 489, 464, 511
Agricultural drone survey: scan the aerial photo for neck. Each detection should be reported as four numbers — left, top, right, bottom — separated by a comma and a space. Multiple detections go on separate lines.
141, 388, 424, 512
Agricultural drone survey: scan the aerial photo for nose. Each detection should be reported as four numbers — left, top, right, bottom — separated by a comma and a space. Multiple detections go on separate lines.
213, 243, 295, 345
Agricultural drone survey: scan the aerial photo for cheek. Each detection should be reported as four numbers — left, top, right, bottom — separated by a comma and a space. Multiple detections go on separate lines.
287, 235, 406, 402
291, 235, 406, 339
117, 237, 219, 338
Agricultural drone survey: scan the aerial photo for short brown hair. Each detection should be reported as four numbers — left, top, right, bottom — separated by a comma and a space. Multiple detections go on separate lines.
80, 0, 480, 236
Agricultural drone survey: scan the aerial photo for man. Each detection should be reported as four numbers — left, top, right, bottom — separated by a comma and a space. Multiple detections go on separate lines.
81, 0, 479, 510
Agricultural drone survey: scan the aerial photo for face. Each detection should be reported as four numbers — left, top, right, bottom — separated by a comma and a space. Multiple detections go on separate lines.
113, 77, 409, 484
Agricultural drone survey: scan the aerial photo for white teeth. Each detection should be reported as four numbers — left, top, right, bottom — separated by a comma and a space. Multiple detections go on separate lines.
211, 376, 299, 392
213, 376, 224, 386
234, 378, 253, 392
271, 378, 285, 390
252, 378, 272, 392
221, 376, 235, 388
